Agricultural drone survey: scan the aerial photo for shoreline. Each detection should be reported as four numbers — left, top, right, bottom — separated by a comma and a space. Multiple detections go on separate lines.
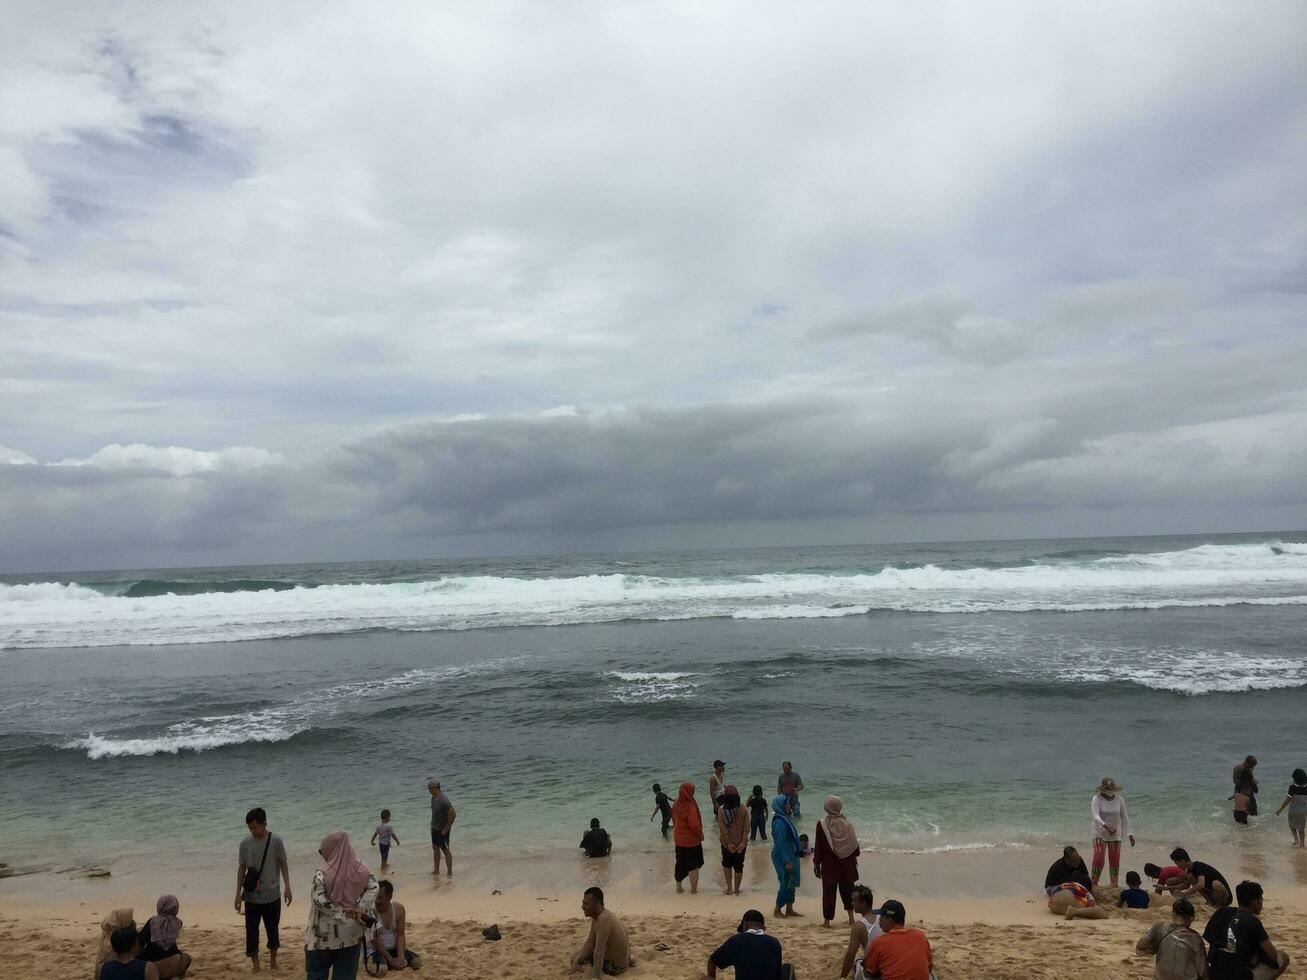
5, 857, 1307, 979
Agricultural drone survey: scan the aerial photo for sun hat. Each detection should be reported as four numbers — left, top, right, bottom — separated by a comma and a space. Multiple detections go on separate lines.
1097, 777, 1123, 795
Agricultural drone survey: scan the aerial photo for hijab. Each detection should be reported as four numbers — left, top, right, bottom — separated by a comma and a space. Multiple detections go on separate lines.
818, 795, 860, 859
319, 831, 371, 906
96, 908, 134, 968
720, 784, 742, 827
145, 895, 182, 950
673, 781, 701, 827
771, 794, 800, 847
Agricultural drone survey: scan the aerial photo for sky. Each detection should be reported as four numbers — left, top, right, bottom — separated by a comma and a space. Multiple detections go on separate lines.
1, 1, 1305, 572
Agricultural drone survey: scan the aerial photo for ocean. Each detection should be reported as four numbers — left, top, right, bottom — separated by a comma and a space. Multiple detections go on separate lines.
2, 531, 1306, 881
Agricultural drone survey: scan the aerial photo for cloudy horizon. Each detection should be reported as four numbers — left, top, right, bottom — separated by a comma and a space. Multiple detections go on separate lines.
2, 1, 1306, 572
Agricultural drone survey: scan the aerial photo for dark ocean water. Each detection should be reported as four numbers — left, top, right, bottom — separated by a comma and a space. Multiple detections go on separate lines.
1, 531, 1305, 870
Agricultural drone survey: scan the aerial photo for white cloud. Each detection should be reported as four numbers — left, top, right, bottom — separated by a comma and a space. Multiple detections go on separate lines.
52, 443, 282, 476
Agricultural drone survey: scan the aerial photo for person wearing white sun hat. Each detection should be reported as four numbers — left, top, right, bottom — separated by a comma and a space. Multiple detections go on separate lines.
1090, 776, 1135, 888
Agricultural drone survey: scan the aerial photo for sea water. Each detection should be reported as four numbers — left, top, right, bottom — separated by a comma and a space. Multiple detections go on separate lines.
1, 531, 1305, 876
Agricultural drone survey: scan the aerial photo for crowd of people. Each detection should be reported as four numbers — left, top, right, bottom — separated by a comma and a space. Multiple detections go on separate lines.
87, 754, 1304, 980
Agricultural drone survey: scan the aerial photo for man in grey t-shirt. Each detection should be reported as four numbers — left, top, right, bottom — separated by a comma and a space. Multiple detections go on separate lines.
235, 806, 292, 972
428, 778, 457, 877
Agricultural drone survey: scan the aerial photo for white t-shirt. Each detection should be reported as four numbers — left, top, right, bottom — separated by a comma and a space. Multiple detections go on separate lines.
375, 822, 396, 845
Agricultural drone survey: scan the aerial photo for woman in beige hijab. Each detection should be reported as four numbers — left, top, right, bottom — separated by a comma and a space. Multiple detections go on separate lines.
813, 795, 861, 927
95, 908, 135, 970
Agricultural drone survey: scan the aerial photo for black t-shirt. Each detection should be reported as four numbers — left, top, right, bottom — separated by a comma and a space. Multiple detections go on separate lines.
1288, 784, 1307, 801
1190, 861, 1230, 897
710, 931, 782, 980
580, 828, 611, 857
1204, 907, 1270, 980
656, 792, 672, 816
1044, 857, 1092, 891
748, 797, 769, 817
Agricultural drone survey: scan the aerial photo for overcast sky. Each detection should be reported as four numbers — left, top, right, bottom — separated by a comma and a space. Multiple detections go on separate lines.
2, 1, 1305, 572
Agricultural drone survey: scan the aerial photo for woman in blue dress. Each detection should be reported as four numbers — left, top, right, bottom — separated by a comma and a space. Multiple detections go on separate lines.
770, 794, 803, 917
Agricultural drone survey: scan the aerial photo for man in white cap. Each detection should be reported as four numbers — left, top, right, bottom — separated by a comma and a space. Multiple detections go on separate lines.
428, 778, 456, 877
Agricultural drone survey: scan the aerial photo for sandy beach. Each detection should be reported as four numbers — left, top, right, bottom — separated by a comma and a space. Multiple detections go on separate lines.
10, 842, 1307, 979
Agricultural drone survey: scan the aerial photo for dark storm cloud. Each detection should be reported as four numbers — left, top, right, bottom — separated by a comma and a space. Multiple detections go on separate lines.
1, 1, 1305, 569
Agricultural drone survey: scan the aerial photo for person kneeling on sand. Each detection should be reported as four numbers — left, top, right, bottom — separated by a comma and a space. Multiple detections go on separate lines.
1145, 862, 1192, 895
705, 909, 790, 980
862, 900, 935, 980
97, 925, 161, 980
1044, 846, 1106, 919
1203, 880, 1290, 980
1170, 848, 1232, 907
569, 887, 632, 977
1135, 897, 1206, 980
365, 880, 421, 976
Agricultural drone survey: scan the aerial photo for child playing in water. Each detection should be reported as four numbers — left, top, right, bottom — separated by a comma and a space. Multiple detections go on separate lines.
798, 834, 811, 858
1117, 871, 1150, 908
371, 809, 400, 869
747, 785, 768, 841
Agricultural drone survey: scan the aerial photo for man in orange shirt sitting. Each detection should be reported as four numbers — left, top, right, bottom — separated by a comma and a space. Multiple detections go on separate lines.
862, 899, 934, 980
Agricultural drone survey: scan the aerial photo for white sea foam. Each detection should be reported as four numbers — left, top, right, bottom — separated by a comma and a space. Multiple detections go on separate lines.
4, 541, 1306, 649
62, 661, 515, 758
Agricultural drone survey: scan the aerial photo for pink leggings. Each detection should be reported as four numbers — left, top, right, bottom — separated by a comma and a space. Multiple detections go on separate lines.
1091, 839, 1121, 881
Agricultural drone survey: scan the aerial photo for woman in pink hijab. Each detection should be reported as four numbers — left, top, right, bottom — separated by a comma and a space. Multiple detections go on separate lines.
304, 831, 378, 980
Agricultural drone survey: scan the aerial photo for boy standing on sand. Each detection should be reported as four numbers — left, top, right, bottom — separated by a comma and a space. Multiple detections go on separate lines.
235, 806, 292, 974
428, 779, 456, 877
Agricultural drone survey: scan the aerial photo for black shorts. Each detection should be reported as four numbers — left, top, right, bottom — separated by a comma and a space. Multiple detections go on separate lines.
674, 844, 704, 881
431, 827, 450, 849
720, 845, 746, 873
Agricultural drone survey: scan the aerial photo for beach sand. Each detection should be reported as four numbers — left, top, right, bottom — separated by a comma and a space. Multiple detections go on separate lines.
7, 846, 1307, 980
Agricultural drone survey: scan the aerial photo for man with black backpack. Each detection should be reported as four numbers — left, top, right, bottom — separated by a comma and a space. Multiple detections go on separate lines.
235, 806, 293, 974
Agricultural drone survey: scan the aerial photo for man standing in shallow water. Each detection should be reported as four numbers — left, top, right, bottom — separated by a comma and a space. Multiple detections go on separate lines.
428, 778, 456, 877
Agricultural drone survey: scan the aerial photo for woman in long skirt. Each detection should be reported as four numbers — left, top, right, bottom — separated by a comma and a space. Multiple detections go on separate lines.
770, 794, 803, 917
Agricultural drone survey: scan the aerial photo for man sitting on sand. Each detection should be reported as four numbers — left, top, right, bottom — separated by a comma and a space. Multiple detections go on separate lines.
1136, 897, 1206, 980
98, 925, 161, 980
1045, 846, 1107, 919
862, 899, 933, 980
365, 880, 422, 975
1203, 880, 1290, 980
580, 818, 613, 858
569, 887, 632, 977
705, 909, 785, 980
840, 884, 884, 979
1170, 848, 1232, 907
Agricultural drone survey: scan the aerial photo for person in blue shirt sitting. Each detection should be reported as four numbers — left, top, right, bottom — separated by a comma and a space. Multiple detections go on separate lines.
1117, 870, 1151, 909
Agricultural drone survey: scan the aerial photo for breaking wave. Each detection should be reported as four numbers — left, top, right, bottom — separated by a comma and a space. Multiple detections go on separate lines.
4, 541, 1305, 649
